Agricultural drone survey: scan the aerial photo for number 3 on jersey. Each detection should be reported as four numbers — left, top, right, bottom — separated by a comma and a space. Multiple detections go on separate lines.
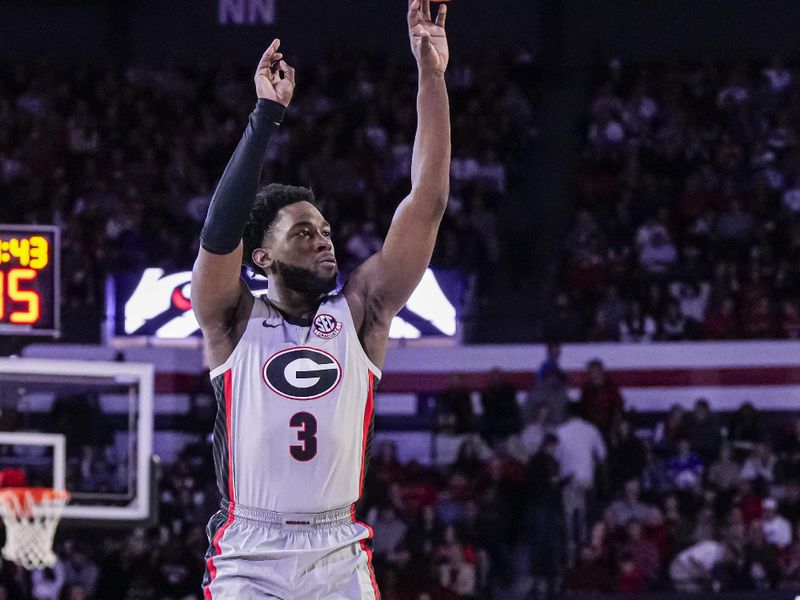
289, 412, 317, 461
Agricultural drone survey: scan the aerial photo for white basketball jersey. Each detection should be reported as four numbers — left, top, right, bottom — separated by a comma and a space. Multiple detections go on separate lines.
208, 292, 381, 513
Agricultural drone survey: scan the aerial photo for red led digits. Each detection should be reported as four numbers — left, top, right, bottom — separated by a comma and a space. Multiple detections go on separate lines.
2, 269, 41, 324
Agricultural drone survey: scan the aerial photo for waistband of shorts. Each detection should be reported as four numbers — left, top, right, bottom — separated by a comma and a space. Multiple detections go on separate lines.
220, 500, 354, 528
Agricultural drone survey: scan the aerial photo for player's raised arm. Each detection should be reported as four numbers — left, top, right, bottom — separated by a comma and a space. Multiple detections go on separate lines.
347, 0, 451, 325
191, 40, 295, 359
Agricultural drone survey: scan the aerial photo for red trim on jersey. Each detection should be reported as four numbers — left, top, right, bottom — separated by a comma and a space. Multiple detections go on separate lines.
204, 369, 237, 599
224, 369, 236, 503
351, 505, 381, 599
358, 371, 375, 495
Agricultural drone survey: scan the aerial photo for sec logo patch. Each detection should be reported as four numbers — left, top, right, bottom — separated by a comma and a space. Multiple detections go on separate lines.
313, 313, 342, 340
262, 347, 342, 400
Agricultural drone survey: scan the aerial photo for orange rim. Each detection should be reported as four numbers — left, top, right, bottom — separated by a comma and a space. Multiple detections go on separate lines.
0, 488, 69, 517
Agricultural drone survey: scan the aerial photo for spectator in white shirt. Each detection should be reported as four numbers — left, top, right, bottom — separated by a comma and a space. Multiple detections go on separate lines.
669, 539, 728, 594
669, 281, 710, 324
739, 442, 776, 484
636, 217, 677, 275
619, 299, 657, 343
556, 402, 607, 565
716, 72, 750, 108
763, 55, 793, 94
782, 176, 800, 213
761, 498, 792, 549
521, 402, 553, 459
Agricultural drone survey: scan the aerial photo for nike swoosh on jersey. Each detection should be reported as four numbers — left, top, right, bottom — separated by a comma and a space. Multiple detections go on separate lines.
262, 320, 280, 328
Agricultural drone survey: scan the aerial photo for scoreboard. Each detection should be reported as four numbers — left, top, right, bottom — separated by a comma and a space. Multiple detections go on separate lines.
0, 225, 60, 336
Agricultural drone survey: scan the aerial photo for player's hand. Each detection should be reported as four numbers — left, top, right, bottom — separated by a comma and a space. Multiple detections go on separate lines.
408, 0, 449, 76
254, 39, 296, 107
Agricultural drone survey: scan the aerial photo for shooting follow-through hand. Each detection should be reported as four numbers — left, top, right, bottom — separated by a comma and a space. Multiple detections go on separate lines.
254, 39, 296, 107
408, 0, 449, 76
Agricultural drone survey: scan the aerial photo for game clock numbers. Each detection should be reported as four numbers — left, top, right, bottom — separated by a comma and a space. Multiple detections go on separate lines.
0, 225, 60, 336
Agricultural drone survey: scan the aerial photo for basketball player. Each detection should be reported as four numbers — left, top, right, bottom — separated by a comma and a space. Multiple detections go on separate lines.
191, 0, 450, 597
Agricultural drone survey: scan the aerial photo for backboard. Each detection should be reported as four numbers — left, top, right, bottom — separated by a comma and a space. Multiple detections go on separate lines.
0, 358, 154, 522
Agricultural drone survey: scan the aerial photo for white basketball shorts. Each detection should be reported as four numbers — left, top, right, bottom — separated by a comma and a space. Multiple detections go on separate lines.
202, 502, 381, 599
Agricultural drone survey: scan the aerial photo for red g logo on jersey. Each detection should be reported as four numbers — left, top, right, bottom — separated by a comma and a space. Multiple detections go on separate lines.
262, 347, 342, 400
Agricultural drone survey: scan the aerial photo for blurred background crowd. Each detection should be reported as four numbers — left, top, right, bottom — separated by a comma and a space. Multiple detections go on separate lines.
0, 51, 536, 342
8, 54, 800, 344
555, 57, 800, 343
1, 350, 800, 599
3, 1, 800, 597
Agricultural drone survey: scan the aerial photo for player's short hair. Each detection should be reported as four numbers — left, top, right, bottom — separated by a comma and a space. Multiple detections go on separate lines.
242, 183, 317, 276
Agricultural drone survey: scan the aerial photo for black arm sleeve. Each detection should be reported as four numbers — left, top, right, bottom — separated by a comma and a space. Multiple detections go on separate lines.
200, 98, 286, 255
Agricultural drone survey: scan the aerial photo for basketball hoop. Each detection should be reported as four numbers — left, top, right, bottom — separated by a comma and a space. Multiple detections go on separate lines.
0, 488, 69, 569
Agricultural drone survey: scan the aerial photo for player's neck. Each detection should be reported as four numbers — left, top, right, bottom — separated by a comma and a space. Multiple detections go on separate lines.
265, 285, 322, 319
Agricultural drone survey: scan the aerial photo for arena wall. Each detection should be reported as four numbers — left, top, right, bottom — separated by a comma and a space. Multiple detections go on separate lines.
21, 340, 800, 413
6, 0, 800, 67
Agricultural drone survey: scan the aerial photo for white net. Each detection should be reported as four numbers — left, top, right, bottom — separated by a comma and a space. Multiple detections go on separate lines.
0, 488, 69, 570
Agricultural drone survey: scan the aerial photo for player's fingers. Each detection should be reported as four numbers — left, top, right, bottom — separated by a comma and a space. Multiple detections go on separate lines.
280, 61, 296, 84
435, 3, 447, 28
257, 39, 281, 72
421, 0, 431, 21
408, 0, 420, 25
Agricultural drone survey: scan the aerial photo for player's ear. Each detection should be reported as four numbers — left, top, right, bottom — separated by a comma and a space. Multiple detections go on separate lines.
252, 247, 272, 271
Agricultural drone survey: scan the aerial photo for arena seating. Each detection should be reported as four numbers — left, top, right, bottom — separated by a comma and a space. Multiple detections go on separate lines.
0, 54, 536, 344
555, 58, 800, 344
3, 45, 800, 600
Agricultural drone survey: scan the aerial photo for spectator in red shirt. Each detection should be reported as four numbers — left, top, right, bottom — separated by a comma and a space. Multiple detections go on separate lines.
563, 545, 614, 593
740, 296, 776, 338
374, 440, 408, 486
779, 299, 800, 338
616, 552, 647, 594
704, 297, 740, 339
737, 262, 772, 313
579, 358, 624, 440
677, 171, 715, 226
623, 519, 661, 585
564, 237, 611, 300
731, 479, 763, 524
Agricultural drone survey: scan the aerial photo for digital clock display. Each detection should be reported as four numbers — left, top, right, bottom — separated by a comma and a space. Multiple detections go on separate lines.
0, 225, 60, 336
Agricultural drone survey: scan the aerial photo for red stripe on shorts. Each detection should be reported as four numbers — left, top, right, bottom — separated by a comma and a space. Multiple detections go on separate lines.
204, 368, 237, 599
351, 505, 381, 599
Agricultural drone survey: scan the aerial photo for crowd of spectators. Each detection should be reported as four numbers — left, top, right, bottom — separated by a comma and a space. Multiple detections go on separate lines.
0, 51, 535, 340
0, 354, 797, 598
363, 354, 800, 599
552, 56, 800, 342
7, 50, 800, 599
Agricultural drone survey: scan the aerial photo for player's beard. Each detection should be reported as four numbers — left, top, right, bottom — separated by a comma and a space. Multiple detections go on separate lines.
274, 260, 337, 297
